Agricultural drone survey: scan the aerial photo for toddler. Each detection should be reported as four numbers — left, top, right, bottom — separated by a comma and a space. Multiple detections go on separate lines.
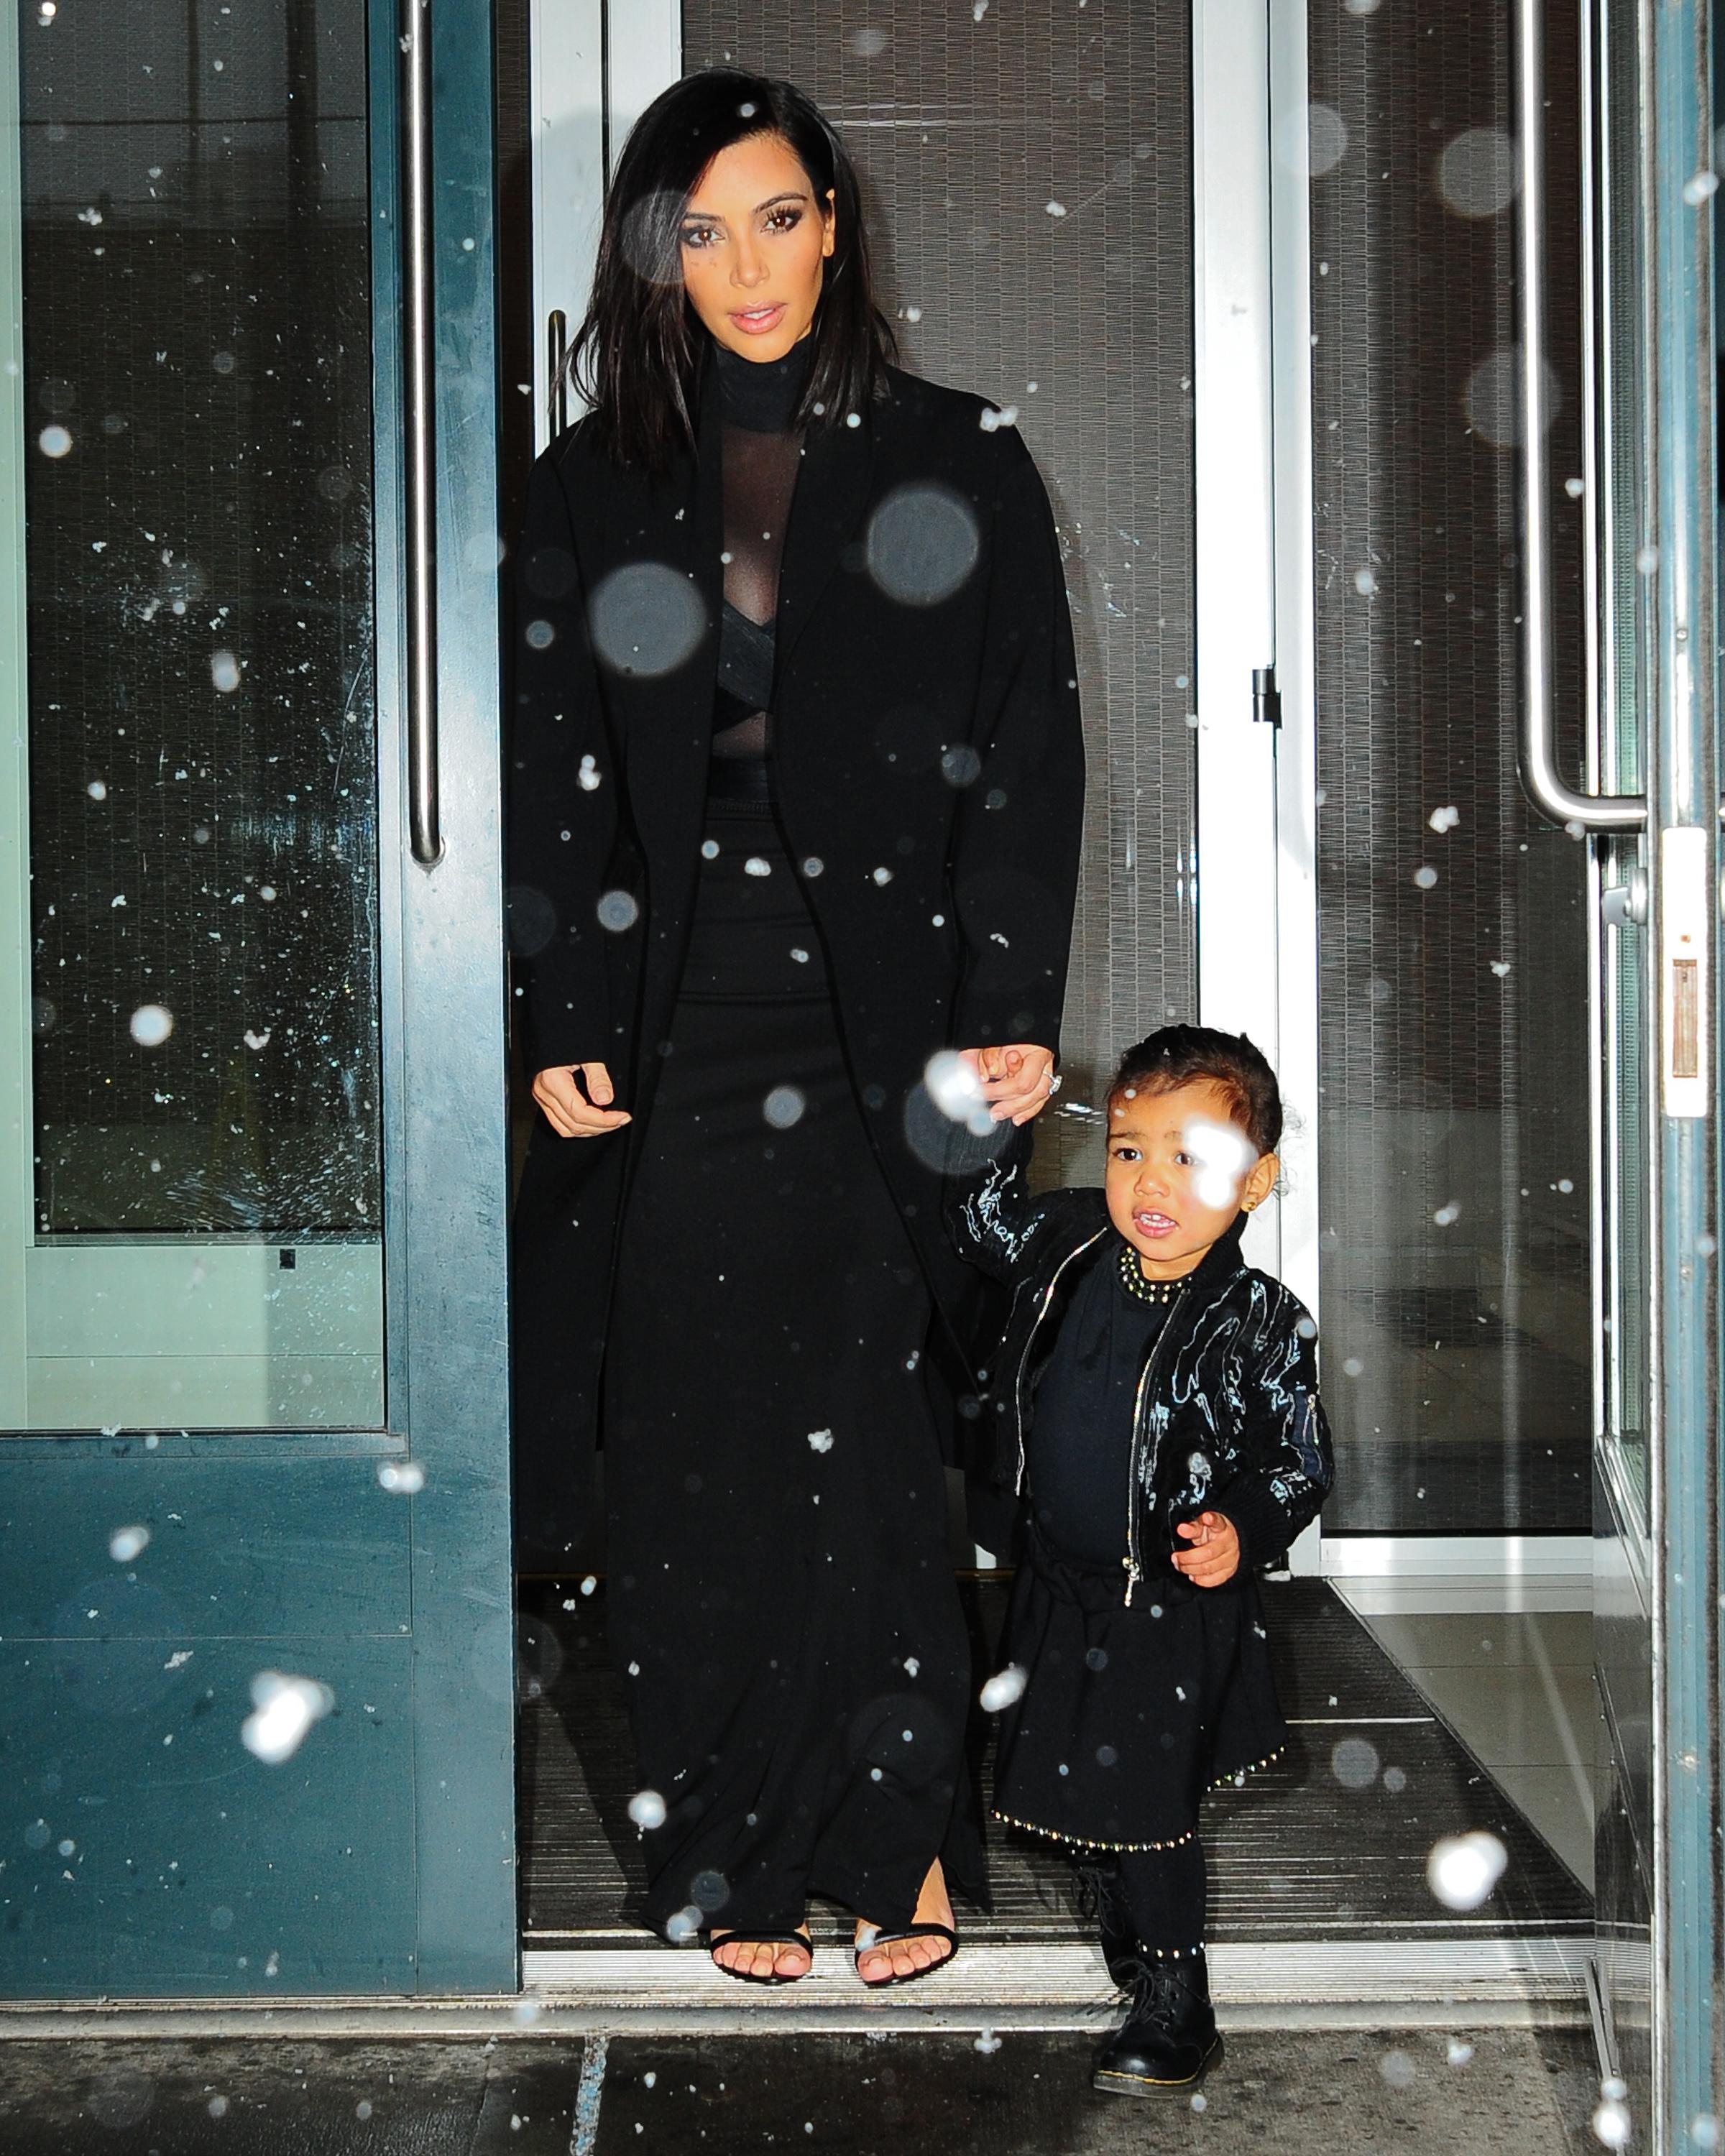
952, 1024, 1333, 2095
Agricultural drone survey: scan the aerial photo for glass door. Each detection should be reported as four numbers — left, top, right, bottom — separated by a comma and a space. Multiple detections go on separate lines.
1588, 0, 1655, 2088
1299, 0, 1596, 1567
0, 0, 514, 1996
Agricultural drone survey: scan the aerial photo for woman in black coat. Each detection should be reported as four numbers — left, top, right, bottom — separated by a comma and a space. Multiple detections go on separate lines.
507, 70, 1085, 1984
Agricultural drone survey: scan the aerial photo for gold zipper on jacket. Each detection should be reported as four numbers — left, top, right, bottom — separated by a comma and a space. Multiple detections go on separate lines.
1013, 1229, 1110, 1494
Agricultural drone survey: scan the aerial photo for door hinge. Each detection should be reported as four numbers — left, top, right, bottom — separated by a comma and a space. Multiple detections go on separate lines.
1252, 664, 1282, 728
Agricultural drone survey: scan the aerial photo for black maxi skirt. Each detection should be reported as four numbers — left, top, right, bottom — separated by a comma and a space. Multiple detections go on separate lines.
603, 798, 981, 1936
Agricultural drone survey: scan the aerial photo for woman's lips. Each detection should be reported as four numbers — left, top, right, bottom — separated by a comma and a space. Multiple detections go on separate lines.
731, 302, 787, 335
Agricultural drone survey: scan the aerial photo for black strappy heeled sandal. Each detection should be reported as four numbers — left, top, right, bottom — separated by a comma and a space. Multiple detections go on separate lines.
852, 1920, 960, 1989
705, 1927, 814, 1985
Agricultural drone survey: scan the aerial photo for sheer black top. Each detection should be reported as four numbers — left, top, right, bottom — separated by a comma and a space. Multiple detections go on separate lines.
707, 334, 811, 804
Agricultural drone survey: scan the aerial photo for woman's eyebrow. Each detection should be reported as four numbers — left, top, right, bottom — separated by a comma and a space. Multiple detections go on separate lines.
681, 190, 810, 224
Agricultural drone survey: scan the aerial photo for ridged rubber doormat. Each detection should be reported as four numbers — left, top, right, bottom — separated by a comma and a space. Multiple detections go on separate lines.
517, 1580, 1590, 1945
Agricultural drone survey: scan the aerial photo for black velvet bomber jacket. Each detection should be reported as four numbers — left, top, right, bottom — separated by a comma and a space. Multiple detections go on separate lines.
949, 1148, 1336, 1598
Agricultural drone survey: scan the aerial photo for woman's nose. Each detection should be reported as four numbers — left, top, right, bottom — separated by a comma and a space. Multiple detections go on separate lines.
730, 243, 768, 288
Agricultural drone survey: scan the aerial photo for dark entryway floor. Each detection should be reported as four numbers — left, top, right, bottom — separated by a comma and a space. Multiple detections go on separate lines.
517, 1577, 1591, 1948
0, 2026, 1605, 2155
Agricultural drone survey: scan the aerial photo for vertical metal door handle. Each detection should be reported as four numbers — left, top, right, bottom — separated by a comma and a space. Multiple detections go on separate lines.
402, 0, 443, 868
1513, 0, 1646, 831
547, 309, 569, 440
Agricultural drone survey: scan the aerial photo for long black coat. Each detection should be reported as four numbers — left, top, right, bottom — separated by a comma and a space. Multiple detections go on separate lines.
507, 349, 1085, 1554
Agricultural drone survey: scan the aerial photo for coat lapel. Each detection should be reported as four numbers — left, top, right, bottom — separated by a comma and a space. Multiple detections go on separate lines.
618, 354, 724, 855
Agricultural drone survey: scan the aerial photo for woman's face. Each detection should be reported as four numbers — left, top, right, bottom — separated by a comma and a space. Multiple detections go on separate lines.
678, 132, 836, 361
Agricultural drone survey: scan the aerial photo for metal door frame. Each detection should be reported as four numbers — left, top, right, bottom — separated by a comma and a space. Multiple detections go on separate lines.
1637, 0, 1719, 2130
385, 0, 516, 1996
1514, 0, 1720, 2130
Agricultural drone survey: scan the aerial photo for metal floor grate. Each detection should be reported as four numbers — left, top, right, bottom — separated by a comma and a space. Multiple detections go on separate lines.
518, 1579, 1591, 1955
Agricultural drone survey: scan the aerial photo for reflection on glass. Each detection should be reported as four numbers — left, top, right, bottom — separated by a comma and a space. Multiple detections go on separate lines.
1602, 877, 1650, 1524
3, 0, 382, 1428
1592, 0, 1652, 1534
1309, 0, 1592, 1534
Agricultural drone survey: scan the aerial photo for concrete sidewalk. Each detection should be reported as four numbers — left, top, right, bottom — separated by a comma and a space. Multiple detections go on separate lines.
0, 2025, 1604, 2153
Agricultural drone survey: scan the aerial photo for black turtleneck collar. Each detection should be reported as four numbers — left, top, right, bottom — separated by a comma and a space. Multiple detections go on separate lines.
712, 331, 814, 433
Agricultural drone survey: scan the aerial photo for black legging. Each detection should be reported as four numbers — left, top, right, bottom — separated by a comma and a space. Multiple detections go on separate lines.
1118, 1838, 1208, 1953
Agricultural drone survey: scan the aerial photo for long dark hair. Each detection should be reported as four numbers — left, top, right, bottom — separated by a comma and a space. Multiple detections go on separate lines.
566, 70, 898, 473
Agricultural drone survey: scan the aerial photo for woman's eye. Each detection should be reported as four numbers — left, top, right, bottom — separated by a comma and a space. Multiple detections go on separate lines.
765, 208, 803, 232
679, 225, 717, 250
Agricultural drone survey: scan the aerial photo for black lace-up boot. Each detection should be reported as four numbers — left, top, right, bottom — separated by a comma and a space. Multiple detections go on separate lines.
1070, 1855, 1136, 1982
1092, 1947, 1221, 2096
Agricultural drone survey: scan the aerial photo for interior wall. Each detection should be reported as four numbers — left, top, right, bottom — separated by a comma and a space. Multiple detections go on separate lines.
679, 6, 1201, 1177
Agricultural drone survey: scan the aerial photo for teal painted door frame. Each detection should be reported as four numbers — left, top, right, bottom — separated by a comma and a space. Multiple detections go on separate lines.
0, 0, 515, 1999
1647, 0, 1722, 2134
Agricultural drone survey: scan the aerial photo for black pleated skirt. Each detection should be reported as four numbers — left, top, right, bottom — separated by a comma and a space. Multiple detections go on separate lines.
603, 799, 980, 1935
991, 1523, 1290, 1851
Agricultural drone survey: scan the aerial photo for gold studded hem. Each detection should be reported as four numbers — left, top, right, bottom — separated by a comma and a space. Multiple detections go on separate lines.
992, 1807, 1197, 1853
1210, 1743, 1286, 1789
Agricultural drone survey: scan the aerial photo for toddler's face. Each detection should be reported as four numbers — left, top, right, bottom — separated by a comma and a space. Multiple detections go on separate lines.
1105, 1078, 1280, 1278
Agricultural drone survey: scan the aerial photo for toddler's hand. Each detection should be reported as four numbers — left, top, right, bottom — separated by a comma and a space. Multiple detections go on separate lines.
1173, 1511, 1241, 1588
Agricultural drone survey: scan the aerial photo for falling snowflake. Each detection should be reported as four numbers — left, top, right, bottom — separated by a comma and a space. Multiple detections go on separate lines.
980, 1664, 1027, 1712
241, 1671, 334, 1764
1426, 1830, 1507, 1910
129, 1005, 174, 1047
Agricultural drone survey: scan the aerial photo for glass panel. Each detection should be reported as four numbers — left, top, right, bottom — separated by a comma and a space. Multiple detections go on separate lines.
1591, 0, 1656, 2106
1, 0, 382, 1428
676, 6, 1200, 1174
1601, 854, 1650, 1528
1309, 0, 1593, 1532
1593, 0, 1653, 1532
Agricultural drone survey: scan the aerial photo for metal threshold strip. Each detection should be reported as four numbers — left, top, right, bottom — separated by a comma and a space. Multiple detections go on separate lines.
0, 1938, 1592, 2040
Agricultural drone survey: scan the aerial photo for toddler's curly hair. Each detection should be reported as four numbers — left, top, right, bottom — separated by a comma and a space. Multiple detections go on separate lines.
1108, 1025, 1282, 1155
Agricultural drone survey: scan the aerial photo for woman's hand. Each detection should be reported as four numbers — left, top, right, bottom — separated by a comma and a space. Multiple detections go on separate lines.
532, 1061, 631, 1139
1172, 1512, 1241, 1588
957, 1044, 1057, 1125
